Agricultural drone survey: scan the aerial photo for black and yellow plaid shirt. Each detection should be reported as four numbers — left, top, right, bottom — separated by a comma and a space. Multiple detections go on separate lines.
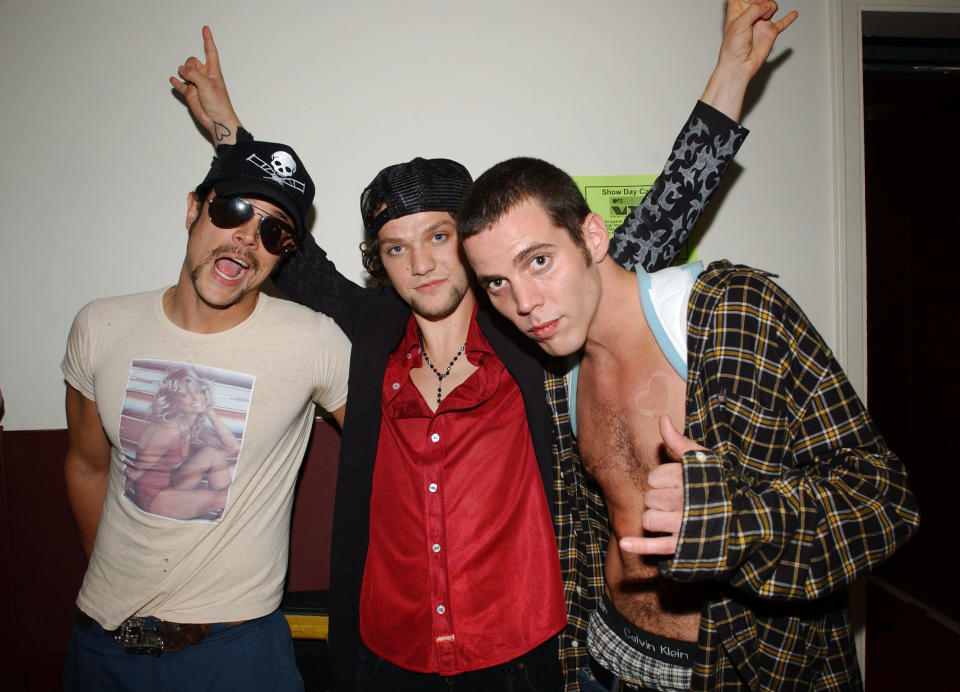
546, 103, 750, 691
666, 262, 919, 689
553, 261, 918, 690
544, 365, 610, 691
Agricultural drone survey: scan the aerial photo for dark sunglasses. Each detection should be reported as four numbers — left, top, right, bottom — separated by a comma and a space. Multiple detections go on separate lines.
207, 196, 297, 256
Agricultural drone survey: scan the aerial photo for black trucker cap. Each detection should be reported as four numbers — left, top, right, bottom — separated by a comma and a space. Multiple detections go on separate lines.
360, 157, 472, 235
196, 140, 315, 241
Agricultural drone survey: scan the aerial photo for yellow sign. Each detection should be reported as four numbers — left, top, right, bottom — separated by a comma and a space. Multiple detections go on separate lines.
573, 174, 697, 263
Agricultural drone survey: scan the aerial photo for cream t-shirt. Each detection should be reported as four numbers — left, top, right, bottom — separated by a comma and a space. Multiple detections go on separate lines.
61, 288, 350, 629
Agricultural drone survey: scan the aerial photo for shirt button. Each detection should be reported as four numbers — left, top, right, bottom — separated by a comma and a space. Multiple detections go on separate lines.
430, 433, 440, 443
571, 640, 579, 648
391, 382, 400, 390
429, 483, 438, 493
437, 605, 446, 614
577, 586, 586, 596
407, 352, 412, 359
432, 544, 441, 553
695, 451, 707, 461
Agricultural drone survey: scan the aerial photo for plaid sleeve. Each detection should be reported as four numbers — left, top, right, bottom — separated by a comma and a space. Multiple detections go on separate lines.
663, 264, 920, 600
543, 365, 609, 692
609, 101, 748, 272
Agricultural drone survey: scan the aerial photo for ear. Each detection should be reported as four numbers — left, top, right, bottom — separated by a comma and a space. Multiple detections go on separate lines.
581, 212, 610, 263
186, 191, 202, 232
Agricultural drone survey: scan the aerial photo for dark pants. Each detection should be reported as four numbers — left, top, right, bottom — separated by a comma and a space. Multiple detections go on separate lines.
63, 609, 303, 692
577, 658, 659, 692
356, 636, 562, 691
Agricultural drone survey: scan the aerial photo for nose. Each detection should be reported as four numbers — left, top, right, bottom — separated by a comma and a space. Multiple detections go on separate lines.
409, 245, 436, 276
512, 278, 542, 316
232, 215, 262, 248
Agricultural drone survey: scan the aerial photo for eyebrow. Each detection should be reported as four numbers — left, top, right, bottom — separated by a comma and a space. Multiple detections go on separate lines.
474, 242, 555, 286
513, 242, 554, 267
379, 219, 456, 246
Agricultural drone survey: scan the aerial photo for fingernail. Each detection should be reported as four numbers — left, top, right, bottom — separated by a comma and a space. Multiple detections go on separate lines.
619, 538, 633, 551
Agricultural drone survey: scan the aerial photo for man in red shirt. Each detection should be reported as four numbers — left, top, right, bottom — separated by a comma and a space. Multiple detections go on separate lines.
170, 3, 783, 688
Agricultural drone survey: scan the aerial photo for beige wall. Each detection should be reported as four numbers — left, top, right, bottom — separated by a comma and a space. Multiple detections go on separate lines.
0, 0, 842, 429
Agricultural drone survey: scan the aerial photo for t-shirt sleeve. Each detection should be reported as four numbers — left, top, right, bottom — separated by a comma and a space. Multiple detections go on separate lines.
61, 302, 97, 401
312, 316, 351, 413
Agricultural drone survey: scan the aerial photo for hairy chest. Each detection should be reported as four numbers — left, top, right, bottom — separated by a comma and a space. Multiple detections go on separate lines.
576, 355, 686, 491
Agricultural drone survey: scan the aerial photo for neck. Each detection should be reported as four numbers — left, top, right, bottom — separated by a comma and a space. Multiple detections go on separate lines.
414, 287, 476, 358
582, 261, 652, 363
163, 264, 260, 334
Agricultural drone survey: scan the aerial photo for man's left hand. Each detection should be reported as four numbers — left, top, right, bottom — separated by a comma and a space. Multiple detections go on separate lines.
618, 416, 706, 556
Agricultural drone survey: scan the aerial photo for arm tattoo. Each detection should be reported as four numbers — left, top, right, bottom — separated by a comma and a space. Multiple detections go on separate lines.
213, 121, 232, 142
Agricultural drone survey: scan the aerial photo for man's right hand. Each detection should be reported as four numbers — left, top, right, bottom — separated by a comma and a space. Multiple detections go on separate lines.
170, 26, 242, 145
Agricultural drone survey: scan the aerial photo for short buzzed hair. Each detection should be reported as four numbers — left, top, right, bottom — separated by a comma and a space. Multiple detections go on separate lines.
456, 157, 590, 253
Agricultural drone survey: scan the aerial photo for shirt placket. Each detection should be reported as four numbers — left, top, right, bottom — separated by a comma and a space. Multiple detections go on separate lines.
423, 413, 457, 673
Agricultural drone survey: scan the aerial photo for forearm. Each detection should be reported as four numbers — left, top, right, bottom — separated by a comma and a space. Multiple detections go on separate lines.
63, 385, 112, 559
667, 442, 918, 600
64, 454, 109, 559
209, 116, 242, 146
609, 101, 747, 271
207, 412, 240, 453
699, 61, 753, 124
274, 232, 365, 338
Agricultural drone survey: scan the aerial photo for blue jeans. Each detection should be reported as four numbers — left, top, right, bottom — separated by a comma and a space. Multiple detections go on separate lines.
63, 609, 303, 692
356, 636, 561, 691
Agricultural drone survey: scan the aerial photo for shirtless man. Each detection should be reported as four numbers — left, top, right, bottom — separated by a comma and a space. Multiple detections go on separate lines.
457, 4, 919, 689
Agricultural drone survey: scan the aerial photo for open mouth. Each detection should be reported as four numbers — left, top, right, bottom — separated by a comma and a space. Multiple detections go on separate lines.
213, 256, 250, 281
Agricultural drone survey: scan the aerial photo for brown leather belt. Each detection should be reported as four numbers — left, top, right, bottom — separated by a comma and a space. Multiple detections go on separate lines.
76, 609, 247, 655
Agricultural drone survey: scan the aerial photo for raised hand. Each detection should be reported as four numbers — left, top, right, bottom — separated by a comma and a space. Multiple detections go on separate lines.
618, 415, 706, 556
719, 0, 799, 79
701, 0, 799, 121
170, 26, 242, 144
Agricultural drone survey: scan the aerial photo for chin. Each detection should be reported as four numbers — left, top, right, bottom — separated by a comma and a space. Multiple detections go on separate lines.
535, 340, 571, 358
409, 290, 466, 320
538, 332, 586, 358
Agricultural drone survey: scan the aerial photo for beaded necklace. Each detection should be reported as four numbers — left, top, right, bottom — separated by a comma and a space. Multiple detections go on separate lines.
417, 329, 466, 406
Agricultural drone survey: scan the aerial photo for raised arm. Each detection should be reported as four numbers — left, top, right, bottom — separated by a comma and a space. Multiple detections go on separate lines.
64, 385, 111, 559
610, 0, 797, 272
171, 26, 242, 145
171, 27, 366, 337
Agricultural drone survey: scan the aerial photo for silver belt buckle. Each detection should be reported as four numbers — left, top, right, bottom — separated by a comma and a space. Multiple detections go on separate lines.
114, 616, 164, 655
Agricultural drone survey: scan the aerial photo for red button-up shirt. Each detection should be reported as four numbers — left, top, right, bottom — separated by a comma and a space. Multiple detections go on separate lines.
359, 308, 566, 675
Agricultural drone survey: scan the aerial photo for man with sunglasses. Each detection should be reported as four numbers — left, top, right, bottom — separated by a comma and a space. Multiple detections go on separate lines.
61, 139, 350, 691
172, 3, 789, 690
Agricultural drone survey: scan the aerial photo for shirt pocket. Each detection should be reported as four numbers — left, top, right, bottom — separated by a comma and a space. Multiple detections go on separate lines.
705, 389, 792, 478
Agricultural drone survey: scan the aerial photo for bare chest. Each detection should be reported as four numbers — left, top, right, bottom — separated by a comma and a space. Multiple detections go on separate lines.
576, 349, 701, 638
576, 355, 686, 491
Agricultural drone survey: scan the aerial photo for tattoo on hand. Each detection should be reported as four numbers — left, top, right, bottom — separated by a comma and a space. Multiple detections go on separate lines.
213, 121, 232, 142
